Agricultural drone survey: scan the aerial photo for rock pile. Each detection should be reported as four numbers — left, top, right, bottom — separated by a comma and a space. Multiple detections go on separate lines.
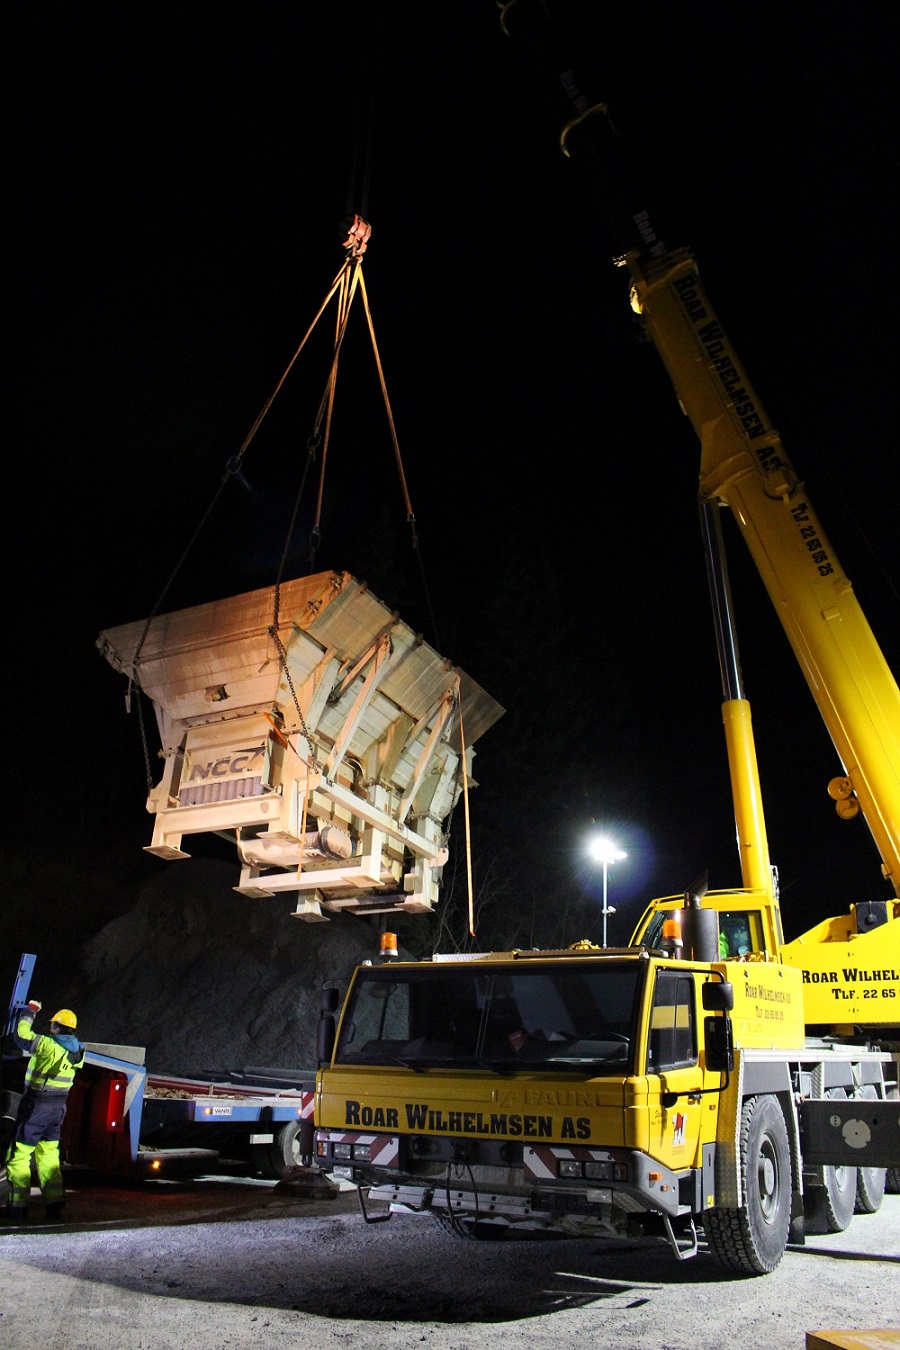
30, 858, 396, 1078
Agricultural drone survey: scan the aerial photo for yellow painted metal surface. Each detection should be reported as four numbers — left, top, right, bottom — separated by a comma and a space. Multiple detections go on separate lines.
630, 890, 784, 961
317, 955, 739, 1174
317, 1064, 721, 1173
782, 909, 900, 1025
721, 698, 774, 897
715, 960, 806, 1049
316, 1064, 630, 1147
631, 894, 900, 1030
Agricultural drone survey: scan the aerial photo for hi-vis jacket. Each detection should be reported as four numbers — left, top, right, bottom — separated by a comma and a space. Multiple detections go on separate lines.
16, 1014, 85, 1095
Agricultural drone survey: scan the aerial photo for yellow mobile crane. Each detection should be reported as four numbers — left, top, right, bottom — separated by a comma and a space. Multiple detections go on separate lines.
624, 246, 900, 1028
308, 11, 900, 1275
491, 0, 900, 1043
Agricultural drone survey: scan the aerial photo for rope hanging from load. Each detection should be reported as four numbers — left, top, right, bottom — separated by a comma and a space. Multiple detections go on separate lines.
128, 213, 417, 673
122, 248, 358, 747
257, 218, 437, 791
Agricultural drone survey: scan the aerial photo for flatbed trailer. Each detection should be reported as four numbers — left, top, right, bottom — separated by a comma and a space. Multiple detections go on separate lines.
62, 1052, 317, 1182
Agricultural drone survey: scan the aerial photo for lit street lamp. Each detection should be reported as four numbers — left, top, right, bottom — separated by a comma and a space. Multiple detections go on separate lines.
588, 837, 627, 947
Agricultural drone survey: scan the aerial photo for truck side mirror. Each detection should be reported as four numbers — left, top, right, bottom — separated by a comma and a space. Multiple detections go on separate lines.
702, 978, 734, 1075
316, 982, 340, 1066
702, 980, 734, 1012
704, 1014, 734, 1074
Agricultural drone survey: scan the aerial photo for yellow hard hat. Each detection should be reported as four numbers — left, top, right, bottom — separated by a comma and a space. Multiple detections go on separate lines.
51, 1009, 77, 1029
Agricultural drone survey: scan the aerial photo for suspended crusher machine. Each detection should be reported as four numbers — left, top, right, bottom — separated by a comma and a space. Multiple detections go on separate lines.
97, 570, 504, 921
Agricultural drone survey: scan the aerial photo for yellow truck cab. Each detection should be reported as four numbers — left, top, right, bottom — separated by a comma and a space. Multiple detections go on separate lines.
313, 932, 895, 1275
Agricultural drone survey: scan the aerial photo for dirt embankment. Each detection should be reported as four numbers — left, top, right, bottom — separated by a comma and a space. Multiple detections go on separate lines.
21, 857, 391, 1078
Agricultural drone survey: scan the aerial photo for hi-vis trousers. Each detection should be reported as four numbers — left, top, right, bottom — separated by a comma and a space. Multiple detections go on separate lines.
6, 1092, 67, 1208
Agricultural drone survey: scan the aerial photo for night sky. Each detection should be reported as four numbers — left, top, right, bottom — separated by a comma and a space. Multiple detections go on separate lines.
9, 2, 897, 953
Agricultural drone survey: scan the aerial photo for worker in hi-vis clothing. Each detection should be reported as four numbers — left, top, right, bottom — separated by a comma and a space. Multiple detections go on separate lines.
5, 1000, 84, 1223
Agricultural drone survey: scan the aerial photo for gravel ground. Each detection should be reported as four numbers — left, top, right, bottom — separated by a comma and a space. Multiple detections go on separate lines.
2, 1179, 899, 1350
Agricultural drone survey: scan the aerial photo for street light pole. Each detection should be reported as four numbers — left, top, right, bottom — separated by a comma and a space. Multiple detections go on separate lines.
602, 858, 611, 948
588, 837, 627, 947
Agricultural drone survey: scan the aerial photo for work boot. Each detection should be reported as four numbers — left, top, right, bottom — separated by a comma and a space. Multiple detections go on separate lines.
44, 1202, 65, 1221
5, 1205, 27, 1225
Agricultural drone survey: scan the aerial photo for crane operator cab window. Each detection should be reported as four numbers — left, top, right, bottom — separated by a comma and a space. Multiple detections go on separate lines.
718, 911, 764, 958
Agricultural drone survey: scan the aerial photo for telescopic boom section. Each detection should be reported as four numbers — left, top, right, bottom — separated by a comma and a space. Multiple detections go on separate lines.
625, 247, 900, 897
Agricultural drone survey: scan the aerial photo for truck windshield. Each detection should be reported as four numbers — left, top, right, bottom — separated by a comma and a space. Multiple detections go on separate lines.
335, 962, 642, 1073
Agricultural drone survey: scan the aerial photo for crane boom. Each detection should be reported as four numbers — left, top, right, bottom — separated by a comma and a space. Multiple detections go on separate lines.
625, 247, 900, 898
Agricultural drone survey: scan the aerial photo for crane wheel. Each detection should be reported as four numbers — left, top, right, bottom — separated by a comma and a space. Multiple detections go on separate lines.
704, 1093, 792, 1275
803, 1089, 857, 1233
853, 1085, 886, 1214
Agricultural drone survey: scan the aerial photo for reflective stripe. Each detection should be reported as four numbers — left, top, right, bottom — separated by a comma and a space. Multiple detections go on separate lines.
17, 1019, 83, 1094
24, 1055, 78, 1091
6, 1139, 65, 1206
317, 1130, 400, 1167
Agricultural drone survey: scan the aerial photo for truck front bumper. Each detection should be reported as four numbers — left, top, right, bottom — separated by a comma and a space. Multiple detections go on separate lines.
316, 1129, 703, 1221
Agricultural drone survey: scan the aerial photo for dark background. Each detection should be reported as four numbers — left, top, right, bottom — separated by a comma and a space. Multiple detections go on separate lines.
6, 2, 897, 982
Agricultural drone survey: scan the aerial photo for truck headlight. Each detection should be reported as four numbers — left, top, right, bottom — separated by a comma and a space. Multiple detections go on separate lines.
352, 1144, 372, 1161
558, 1159, 583, 1178
333, 1143, 353, 1160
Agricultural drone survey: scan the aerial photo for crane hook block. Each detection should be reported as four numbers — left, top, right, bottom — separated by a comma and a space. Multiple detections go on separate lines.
341, 213, 372, 257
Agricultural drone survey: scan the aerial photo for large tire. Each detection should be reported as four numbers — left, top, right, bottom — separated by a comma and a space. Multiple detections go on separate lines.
855, 1163, 886, 1214
854, 1085, 886, 1215
887, 1071, 900, 1193
820, 1164, 857, 1230
704, 1094, 792, 1275
251, 1120, 304, 1180
804, 1089, 857, 1234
